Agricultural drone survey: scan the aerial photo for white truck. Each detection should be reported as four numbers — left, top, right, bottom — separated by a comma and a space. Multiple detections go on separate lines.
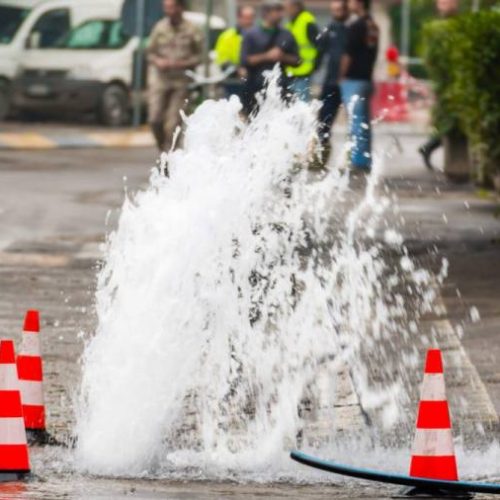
0, 0, 124, 120
9, 1, 226, 126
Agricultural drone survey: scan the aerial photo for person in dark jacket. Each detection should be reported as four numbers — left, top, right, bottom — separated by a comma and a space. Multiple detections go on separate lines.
240, 0, 300, 115
316, 0, 349, 151
339, 0, 379, 172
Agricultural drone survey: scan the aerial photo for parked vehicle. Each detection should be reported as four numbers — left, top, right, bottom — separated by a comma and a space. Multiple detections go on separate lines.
11, 3, 226, 126
0, 0, 121, 120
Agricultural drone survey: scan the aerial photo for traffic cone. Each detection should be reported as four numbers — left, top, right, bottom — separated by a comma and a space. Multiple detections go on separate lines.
0, 339, 30, 480
17, 310, 50, 445
409, 348, 458, 481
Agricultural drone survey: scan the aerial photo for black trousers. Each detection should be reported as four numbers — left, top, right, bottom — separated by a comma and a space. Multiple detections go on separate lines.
242, 74, 292, 117
318, 83, 342, 145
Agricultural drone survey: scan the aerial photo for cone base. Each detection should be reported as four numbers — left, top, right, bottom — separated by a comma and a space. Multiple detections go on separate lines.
0, 470, 30, 483
26, 429, 59, 447
397, 486, 474, 499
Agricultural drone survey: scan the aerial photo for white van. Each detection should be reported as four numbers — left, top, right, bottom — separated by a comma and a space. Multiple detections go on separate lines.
0, 0, 125, 120
11, 4, 226, 126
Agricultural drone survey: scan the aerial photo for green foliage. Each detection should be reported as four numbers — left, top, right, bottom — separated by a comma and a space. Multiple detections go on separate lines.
389, 0, 499, 78
423, 11, 500, 183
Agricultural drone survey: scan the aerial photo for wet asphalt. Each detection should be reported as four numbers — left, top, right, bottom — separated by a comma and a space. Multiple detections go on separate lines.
0, 127, 499, 499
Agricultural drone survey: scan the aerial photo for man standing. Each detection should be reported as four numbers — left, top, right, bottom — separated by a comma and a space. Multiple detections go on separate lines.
284, 0, 319, 101
316, 0, 348, 152
241, 0, 300, 116
215, 5, 256, 99
147, 0, 202, 151
339, 0, 379, 172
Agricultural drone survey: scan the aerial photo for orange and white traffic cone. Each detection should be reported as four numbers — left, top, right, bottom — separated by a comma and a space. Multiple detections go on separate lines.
0, 339, 30, 480
409, 348, 458, 482
16, 310, 51, 445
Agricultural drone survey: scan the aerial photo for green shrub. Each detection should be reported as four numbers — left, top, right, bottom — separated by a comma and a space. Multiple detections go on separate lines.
423, 11, 500, 184
388, 0, 498, 79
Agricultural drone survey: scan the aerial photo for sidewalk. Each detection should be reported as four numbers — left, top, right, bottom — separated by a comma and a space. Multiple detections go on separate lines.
0, 119, 430, 150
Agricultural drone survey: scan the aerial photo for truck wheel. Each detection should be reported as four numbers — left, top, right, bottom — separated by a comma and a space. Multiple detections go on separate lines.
98, 84, 130, 127
0, 80, 11, 121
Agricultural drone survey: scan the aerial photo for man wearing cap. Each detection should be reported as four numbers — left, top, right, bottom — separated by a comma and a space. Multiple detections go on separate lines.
241, 0, 300, 115
284, 0, 319, 102
147, 0, 203, 151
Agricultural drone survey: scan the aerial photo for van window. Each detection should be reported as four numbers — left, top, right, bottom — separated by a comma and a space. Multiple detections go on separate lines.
0, 6, 30, 45
29, 8, 71, 48
60, 20, 130, 49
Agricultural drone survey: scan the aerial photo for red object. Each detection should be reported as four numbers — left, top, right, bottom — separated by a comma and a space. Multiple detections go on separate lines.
386, 45, 400, 62
0, 341, 15, 364
0, 340, 30, 475
409, 348, 458, 481
17, 310, 46, 431
371, 81, 409, 122
23, 310, 40, 333
409, 456, 459, 481
424, 349, 444, 374
416, 401, 452, 429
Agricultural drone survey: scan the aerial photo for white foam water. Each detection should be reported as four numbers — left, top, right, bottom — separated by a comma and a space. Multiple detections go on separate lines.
75, 76, 443, 478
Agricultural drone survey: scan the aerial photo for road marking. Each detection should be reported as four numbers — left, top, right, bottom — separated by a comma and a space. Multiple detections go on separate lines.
0, 252, 69, 267
0, 133, 56, 149
86, 131, 154, 148
0, 129, 154, 150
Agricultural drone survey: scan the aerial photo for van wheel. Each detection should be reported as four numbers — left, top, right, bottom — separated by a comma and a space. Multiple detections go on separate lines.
0, 80, 11, 121
98, 84, 130, 127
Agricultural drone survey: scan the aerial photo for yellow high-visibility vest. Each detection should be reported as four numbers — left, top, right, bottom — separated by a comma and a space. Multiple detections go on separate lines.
286, 10, 318, 77
215, 27, 242, 66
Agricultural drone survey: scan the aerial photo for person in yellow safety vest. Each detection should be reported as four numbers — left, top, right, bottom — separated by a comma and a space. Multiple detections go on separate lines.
284, 0, 319, 101
215, 5, 256, 99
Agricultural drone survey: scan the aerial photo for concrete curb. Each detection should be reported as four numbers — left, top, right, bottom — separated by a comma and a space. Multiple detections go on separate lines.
0, 129, 155, 150
0, 122, 429, 150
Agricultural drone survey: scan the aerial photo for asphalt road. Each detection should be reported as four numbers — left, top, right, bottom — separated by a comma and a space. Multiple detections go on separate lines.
0, 133, 499, 499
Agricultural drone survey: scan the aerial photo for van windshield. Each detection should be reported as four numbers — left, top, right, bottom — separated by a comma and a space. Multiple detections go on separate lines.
58, 19, 130, 49
0, 6, 31, 45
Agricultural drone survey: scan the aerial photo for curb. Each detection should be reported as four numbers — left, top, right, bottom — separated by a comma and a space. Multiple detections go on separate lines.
0, 130, 155, 150
0, 122, 429, 151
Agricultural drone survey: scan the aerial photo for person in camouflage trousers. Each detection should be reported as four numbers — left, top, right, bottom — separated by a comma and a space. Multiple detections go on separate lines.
147, 0, 202, 151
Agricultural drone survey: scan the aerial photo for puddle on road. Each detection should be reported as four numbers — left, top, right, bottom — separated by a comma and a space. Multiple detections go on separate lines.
2, 443, 499, 500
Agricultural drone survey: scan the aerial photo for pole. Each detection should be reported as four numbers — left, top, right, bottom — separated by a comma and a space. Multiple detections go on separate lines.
202, 0, 214, 100
400, 0, 410, 65
227, 0, 236, 26
132, 0, 145, 127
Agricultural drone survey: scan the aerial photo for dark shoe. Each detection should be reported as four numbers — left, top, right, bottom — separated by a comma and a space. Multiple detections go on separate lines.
419, 137, 442, 170
419, 145, 435, 170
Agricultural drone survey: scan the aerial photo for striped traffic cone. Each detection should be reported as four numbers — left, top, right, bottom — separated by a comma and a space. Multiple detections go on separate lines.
17, 310, 51, 445
0, 339, 30, 480
409, 348, 458, 481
